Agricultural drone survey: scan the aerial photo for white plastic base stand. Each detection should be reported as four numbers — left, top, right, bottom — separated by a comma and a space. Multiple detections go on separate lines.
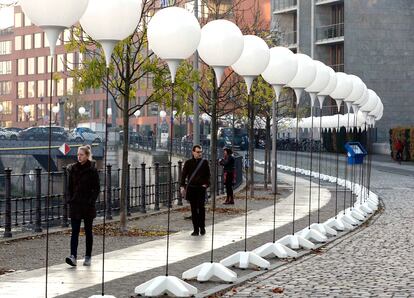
336, 215, 355, 230
338, 212, 360, 226
357, 203, 373, 214
89, 295, 116, 298
135, 276, 197, 297
182, 262, 237, 283
345, 207, 365, 221
310, 223, 338, 237
298, 227, 328, 243
324, 217, 345, 231
277, 234, 315, 250
220, 251, 270, 269
254, 242, 298, 258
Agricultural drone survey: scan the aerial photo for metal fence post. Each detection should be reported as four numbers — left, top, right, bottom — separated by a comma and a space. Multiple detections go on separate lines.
140, 162, 146, 213
34, 168, 42, 232
127, 164, 131, 216
167, 161, 173, 208
61, 166, 68, 227
154, 162, 160, 211
177, 161, 183, 206
3, 168, 12, 238
106, 164, 113, 220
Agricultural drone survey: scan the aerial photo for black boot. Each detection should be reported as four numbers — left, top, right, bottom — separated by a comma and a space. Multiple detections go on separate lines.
191, 228, 199, 236
200, 227, 206, 235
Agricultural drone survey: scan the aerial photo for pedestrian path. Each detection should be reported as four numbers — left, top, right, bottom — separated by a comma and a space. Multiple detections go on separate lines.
0, 171, 331, 298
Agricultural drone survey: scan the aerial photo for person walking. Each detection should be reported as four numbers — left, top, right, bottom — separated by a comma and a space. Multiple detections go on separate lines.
65, 145, 100, 266
220, 148, 235, 205
180, 145, 210, 236
395, 138, 404, 164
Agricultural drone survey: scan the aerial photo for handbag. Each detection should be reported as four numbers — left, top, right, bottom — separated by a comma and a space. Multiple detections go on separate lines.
182, 159, 205, 201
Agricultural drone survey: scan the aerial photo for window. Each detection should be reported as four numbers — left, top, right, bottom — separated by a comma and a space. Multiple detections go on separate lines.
0, 81, 11, 95
67, 78, 74, 95
37, 104, 46, 120
57, 79, 64, 96
0, 61, 12, 75
24, 14, 31, 26
14, 13, 22, 28
44, 33, 50, 48
47, 56, 53, 72
0, 41, 12, 55
64, 29, 71, 44
18, 59, 25, 76
28, 58, 35, 75
34, 33, 42, 48
28, 81, 35, 98
37, 57, 45, 74
47, 79, 55, 97
0, 101, 12, 114
37, 80, 45, 97
18, 104, 35, 122
15, 36, 22, 51
57, 54, 65, 72
24, 35, 32, 50
67, 53, 74, 69
17, 82, 25, 99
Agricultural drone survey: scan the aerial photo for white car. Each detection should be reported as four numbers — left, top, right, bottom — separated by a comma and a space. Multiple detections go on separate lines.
72, 127, 102, 143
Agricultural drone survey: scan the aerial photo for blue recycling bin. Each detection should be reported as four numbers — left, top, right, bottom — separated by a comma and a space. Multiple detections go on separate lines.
344, 142, 367, 165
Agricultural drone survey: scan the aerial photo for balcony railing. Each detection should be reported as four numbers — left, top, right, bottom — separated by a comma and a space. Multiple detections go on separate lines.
279, 31, 297, 47
0, 27, 13, 37
315, 0, 343, 5
274, 0, 297, 12
316, 23, 344, 41
329, 64, 344, 72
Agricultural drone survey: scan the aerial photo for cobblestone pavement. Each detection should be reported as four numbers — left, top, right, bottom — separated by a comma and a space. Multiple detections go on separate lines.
220, 154, 414, 297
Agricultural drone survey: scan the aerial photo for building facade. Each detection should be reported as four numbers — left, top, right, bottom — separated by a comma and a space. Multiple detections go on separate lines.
272, 0, 414, 148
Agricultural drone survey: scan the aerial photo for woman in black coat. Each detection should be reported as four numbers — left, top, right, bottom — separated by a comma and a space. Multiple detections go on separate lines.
219, 148, 235, 204
65, 145, 100, 267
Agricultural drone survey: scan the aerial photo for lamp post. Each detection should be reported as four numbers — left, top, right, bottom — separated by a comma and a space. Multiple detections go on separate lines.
219, 35, 271, 270
136, 7, 201, 297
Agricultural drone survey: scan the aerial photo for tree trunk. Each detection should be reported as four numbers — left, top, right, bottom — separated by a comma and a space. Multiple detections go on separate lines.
248, 96, 255, 197
264, 115, 271, 190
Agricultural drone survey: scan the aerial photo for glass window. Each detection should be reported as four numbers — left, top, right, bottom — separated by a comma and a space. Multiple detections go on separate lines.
24, 13, 31, 26
28, 57, 35, 75
0, 81, 11, 95
17, 82, 25, 99
78, 52, 84, 69
64, 29, 71, 44
0, 101, 12, 115
37, 56, 45, 74
18, 59, 25, 76
34, 33, 42, 48
67, 78, 74, 95
57, 54, 65, 72
24, 34, 32, 50
47, 79, 55, 96
67, 53, 74, 69
44, 33, 50, 48
28, 81, 35, 98
0, 61, 12, 75
37, 104, 46, 120
14, 13, 22, 28
57, 79, 64, 96
15, 36, 22, 51
37, 80, 45, 98
0, 41, 12, 55
18, 104, 35, 122
47, 56, 53, 72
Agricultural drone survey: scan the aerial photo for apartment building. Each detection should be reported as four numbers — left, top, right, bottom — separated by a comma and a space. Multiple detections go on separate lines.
272, 0, 414, 148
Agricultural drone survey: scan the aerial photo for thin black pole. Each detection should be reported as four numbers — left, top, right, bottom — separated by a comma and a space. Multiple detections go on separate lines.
334, 110, 340, 219
210, 83, 218, 263
351, 112, 357, 209
244, 93, 251, 252
307, 101, 314, 229
165, 81, 175, 276
45, 54, 54, 298
317, 102, 323, 223
100, 67, 110, 296
343, 109, 350, 215
272, 100, 278, 243
292, 94, 300, 235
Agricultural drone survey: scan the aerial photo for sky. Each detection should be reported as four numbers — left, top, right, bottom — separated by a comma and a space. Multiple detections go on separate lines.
0, 1, 16, 29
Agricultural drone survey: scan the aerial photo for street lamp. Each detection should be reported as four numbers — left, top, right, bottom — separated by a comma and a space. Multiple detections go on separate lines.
51, 105, 59, 125
23, 105, 31, 122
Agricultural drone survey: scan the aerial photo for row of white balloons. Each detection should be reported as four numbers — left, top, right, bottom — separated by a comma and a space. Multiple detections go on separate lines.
148, 7, 384, 126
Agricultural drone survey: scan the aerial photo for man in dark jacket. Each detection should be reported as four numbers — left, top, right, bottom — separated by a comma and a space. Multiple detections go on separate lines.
219, 148, 235, 204
180, 145, 210, 236
66, 145, 100, 266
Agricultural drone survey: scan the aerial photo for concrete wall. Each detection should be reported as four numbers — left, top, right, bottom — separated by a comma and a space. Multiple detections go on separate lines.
345, 0, 414, 142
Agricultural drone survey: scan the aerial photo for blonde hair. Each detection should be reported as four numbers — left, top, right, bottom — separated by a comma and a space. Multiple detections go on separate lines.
78, 145, 92, 161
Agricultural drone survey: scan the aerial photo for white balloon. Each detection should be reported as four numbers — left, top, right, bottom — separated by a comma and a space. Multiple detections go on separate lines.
287, 53, 317, 89
305, 61, 331, 94
360, 89, 379, 114
330, 72, 353, 100
345, 75, 366, 104
261, 47, 298, 86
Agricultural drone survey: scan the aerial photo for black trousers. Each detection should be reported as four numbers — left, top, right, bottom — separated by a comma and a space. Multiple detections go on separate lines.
187, 186, 206, 231
70, 218, 93, 258
224, 171, 234, 199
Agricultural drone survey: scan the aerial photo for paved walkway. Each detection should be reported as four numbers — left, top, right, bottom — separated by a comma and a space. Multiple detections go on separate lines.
0, 171, 331, 297
221, 154, 414, 297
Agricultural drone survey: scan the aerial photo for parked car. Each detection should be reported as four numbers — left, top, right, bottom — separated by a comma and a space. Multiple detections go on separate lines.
0, 128, 18, 140
218, 127, 249, 150
72, 127, 102, 143
18, 126, 70, 141
5, 127, 22, 133
119, 130, 145, 145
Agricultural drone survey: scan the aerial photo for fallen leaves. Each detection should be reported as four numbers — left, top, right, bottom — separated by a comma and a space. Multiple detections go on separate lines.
271, 287, 284, 294
0, 268, 15, 275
